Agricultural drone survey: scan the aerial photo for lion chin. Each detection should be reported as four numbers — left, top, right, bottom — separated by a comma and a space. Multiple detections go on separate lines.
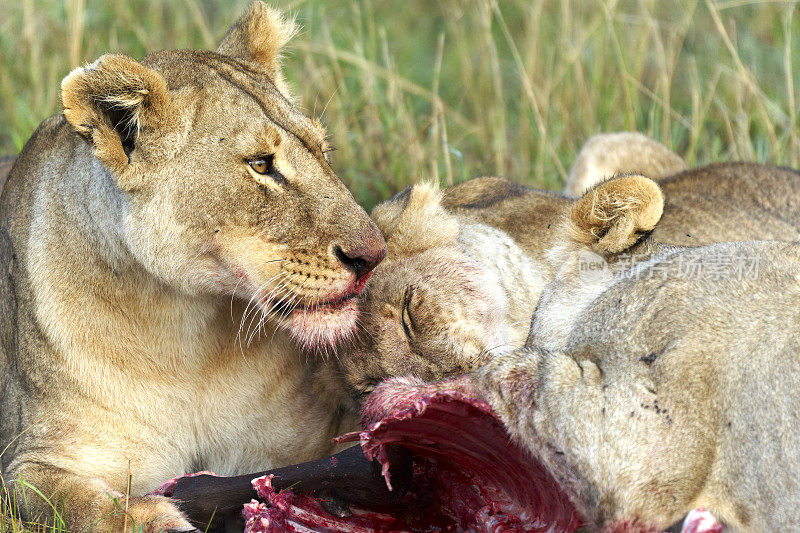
281, 269, 373, 352
286, 298, 360, 353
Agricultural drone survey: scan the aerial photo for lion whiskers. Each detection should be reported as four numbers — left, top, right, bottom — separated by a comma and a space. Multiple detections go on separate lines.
229, 258, 289, 321
251, 274, 308, 347
236, 270, 290, 353
242, 272, 300, 347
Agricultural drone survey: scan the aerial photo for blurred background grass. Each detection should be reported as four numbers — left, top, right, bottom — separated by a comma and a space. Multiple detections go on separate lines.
1, 0, 799, 208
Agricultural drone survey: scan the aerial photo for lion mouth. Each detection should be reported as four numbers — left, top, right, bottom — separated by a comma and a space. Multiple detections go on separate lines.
280, 273, 373, 350
284, 297, 360, 351
294, 291, 358, 312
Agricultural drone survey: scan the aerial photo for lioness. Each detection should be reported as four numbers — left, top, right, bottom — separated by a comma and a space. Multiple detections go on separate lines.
473, 174, 800, 530
0, 3, 385, 531
339, 159, 800, 398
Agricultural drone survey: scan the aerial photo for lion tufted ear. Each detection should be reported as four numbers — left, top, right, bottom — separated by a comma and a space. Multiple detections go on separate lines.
370, 183, 460, 256
217, 2, 297, 96
569, 174, 664, 255
61, 54, 170, 179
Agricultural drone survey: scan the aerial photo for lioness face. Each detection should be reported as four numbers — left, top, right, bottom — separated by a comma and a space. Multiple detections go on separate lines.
335, 184, 513, 399
131, 64, 385, 348
339, 241, 510, 401
61, 5, 385, 348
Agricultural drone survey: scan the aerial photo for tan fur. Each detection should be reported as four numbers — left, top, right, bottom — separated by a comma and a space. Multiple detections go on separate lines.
372, 184, 461, 257
475, 179, 800, 530
564, 132, 688, 196
216, 2, 297, 98
338, 160, 800, 400
0, 3, 383, 531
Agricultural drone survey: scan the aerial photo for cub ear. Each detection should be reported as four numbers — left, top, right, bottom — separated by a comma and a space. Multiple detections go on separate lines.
370, 183, 459, 256
217, 2, 297, 95
569, 174, 664, 254
370, 186, 414, 238
61, 54, 169, 177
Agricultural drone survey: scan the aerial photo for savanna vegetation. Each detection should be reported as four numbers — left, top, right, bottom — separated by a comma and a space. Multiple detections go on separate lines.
2, 0, 799, 209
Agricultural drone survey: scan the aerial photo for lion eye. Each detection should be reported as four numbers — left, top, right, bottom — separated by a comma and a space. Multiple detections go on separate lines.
248, 155, 275, 175
247, 154, 287, 187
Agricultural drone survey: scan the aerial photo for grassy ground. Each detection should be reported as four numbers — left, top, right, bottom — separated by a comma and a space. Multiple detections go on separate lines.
1, 0, 800, 208
0, 0, 799, 529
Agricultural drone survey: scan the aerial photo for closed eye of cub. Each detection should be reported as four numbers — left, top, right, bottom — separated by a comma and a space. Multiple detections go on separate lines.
356, 381, 377, 399
400, 287, 415, 339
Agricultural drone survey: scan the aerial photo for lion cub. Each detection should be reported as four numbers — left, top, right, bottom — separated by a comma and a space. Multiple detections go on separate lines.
339, 153, 800, 398
474, 175, 800, 530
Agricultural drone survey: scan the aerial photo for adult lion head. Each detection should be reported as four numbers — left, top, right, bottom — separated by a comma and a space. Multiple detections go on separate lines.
59, 2, 385, 348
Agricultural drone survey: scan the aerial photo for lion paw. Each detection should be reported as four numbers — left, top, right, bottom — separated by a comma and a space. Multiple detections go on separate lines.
115, 494, 195, 533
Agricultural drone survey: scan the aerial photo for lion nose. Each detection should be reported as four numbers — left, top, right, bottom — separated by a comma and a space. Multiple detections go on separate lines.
333, 243, 386, 278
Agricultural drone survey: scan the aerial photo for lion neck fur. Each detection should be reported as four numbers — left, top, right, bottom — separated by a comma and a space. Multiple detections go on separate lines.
29, 139, 224, 378
457, 221, 550, 347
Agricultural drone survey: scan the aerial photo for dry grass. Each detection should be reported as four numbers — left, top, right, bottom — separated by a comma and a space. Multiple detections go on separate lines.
1, 0, 799, 208
0, 0, 799, 527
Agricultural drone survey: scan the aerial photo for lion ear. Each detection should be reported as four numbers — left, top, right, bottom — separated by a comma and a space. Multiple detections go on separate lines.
217, 2, 297, 94
370, 183, 460, 256
569, 174, 664, 255
61, 54, 169, 177
370, 186, 414, 239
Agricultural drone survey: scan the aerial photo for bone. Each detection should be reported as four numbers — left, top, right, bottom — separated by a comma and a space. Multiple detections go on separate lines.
169, 444, 413, 530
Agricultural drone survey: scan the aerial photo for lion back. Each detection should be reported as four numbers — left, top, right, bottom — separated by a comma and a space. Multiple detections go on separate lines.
656, 162, 800, 246
0, 117, 69, 470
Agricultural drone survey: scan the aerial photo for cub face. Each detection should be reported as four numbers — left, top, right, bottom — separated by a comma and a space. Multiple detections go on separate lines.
338, 185, 511, 399
60, 2, 385, 347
